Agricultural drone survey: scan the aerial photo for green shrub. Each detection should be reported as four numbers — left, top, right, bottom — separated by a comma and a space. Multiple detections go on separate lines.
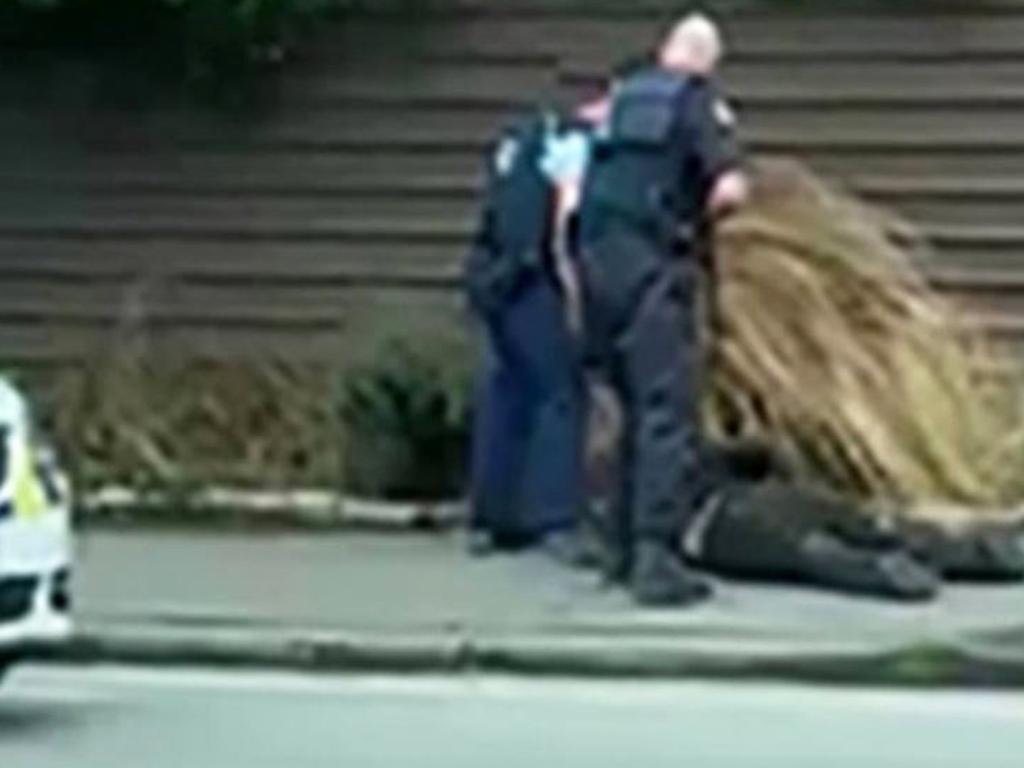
23, 303, 475, 504
3, 0, 336, 101
338, 335, 472, 500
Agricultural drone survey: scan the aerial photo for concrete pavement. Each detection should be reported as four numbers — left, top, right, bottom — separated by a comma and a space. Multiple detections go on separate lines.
45, 530, 1024, 684
4, 665, 1024, 767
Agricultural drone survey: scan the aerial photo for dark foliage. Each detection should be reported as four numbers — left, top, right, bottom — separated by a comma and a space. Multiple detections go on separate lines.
2, 0, 333, 101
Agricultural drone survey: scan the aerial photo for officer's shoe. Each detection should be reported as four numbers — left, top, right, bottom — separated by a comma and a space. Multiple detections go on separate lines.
630, 541, 713, 608
466, 530, 496, 558
466, 529, 535, 557
600, 545, 631, 588
799, 532, 939, 602
540, 529, 603, 570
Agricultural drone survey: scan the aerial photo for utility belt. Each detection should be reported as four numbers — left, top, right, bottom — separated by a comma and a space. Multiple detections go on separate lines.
466, 243, 547, 319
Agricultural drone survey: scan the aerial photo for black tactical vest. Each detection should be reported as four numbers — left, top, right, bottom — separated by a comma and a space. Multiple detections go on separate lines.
585, 68, 693, 238
465, 112, 557, 315
487, 112, 555, 269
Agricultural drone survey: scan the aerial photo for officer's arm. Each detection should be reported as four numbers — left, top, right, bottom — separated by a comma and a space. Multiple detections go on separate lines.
686, 82, 749, 215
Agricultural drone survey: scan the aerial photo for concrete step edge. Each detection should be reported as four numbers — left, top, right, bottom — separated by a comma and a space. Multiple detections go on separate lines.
34, 624, 1024, 687
80, 487, 466, 530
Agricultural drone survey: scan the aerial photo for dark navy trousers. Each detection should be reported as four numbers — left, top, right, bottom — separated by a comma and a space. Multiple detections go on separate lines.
469, 274, 585, 543
579, 220, 714, 559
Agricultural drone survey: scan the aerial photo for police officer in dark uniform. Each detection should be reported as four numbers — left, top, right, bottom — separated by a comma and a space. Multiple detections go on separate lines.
465, 110, 588, 556
578, 15, 749, 606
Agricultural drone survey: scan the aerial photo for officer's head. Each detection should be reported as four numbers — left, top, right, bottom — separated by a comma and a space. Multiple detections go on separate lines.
659, 13, 723, 75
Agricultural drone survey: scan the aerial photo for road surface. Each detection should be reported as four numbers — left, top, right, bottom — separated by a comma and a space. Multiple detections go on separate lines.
1, 665, 1022, 767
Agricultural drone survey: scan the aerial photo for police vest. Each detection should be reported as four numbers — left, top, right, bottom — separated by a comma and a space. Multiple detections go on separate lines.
489, 112, 556, 265
465, 112, 557, 315
586, 69, 694, 236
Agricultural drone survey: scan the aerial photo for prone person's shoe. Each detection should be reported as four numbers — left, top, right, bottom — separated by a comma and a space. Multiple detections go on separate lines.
897, 522, 1024, 583
970, 532, 1024, 581
630, 541, 713, 608
799, 532, 940, 602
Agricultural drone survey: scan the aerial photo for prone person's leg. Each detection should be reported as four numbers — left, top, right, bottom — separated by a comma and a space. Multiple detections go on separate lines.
578, 230, 632, 580
600, 361, 634, 584
692, 481, 939, 601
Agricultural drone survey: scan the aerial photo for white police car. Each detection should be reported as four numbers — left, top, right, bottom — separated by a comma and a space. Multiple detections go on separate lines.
0, 378, 72, 678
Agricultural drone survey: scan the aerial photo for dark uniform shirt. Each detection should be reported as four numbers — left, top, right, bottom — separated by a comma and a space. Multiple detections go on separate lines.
678, 77, 742, 223
582, 71, 742, 243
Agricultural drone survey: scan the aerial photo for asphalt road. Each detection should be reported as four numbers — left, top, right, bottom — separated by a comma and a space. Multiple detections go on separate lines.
1, 665, 1023, 768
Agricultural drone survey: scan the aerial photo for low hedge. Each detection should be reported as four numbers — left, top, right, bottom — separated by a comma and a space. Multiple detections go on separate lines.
23, 320, 474, 504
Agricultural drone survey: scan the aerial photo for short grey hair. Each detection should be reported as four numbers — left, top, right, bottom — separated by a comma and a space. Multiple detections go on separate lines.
661, 13, 724, 73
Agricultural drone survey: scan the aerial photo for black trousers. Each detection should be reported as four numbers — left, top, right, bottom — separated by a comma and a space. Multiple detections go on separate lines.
581, 222, 713, 556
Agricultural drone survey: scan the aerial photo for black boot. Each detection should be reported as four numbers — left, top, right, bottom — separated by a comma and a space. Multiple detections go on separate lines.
630, 540, 712, 607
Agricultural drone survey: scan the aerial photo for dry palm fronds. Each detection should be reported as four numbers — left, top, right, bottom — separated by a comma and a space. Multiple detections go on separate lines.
708, 158, 1024, 521
51, 348, 344, 495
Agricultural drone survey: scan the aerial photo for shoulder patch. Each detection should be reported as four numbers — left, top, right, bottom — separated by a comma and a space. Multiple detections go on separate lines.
714, 98, 737, 129
493, 136, 520, 177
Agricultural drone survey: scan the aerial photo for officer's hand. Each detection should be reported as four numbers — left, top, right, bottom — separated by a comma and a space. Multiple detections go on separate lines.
708, 169, 749, 216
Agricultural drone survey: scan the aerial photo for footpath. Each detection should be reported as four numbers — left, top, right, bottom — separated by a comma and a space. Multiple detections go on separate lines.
56, 529, 1024, 686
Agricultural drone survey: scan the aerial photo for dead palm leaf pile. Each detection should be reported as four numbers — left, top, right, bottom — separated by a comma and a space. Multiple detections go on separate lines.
708, 158, 1024, 521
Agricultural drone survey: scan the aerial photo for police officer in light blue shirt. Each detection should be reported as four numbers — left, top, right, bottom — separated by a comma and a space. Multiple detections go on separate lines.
464, 108, 598, 560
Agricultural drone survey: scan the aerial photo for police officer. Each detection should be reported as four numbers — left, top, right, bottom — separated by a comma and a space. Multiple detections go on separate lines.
578, 15, 749, 606
465, 109, 589, 557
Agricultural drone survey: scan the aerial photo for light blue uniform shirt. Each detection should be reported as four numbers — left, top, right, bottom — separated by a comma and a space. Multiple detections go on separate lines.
539, 128, 593, 186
